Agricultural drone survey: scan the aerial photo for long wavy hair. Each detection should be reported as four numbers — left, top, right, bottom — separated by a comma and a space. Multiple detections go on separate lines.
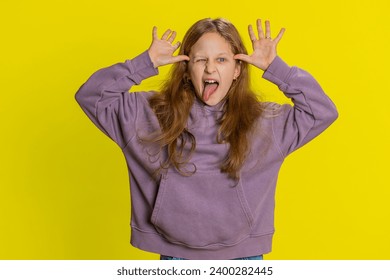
148, 18, 264, 179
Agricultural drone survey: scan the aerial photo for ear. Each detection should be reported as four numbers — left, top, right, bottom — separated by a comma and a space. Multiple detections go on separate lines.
184, 72, 191, 83
234, 61, 241, 80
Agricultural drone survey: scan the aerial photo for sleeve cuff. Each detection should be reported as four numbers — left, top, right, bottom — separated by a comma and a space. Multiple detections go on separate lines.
125, 51, 159, 84
262, 56, 293, 87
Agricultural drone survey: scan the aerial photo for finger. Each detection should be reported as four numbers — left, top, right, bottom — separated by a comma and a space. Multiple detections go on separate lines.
161, 29, 171, 40
256, 19, 264, 39
265, 20, 271, 39
172, 41, 181, 51
167, 31, 176, 43
248, 24, 257, 42
273, 28, 285, 44
152, 26, 158, 40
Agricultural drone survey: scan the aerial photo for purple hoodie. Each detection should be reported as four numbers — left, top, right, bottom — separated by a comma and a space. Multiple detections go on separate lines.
75, 51, 338, 259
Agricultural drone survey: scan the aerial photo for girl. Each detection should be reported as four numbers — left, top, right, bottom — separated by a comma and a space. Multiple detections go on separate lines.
75, 18, 338, 260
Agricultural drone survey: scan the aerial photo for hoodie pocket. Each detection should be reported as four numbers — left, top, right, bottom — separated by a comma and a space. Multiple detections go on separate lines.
151, 170, 254, 248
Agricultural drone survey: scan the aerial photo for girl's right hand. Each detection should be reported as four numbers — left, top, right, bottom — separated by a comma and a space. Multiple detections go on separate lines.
148, 27, 190, 68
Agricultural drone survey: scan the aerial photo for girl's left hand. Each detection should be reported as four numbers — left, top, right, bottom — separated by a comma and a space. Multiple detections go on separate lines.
234, 19, 285, 71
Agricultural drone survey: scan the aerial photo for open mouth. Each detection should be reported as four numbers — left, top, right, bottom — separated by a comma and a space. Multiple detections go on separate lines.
203, 80, 219, 102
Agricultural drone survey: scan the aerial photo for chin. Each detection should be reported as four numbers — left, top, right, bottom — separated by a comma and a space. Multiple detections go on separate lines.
196, 91, 225, 106
202, 97, 220, 106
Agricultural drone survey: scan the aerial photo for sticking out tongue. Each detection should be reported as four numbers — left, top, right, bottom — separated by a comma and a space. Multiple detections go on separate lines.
203, 83, 218, 102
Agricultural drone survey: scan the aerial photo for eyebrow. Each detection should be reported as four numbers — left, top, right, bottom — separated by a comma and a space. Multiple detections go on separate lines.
191, 52, 231, 58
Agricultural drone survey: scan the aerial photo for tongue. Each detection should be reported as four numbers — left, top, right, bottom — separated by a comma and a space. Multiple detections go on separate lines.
203, 83, 218, 102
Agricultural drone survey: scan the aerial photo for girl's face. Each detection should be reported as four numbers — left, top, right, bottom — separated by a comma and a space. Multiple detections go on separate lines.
188, 32, 240, 106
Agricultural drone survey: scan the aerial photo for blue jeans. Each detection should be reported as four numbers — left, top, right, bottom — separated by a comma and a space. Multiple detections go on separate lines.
160, 255, 263, 260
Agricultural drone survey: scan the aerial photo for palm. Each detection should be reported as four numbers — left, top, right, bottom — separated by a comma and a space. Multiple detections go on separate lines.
234, 19, 285, 71
249, 39, 278, 70
148, 27, 189, 68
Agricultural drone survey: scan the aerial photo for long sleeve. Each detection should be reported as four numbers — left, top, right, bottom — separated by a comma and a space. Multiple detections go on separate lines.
262, 56, 338, 157
75, 51, 158, 148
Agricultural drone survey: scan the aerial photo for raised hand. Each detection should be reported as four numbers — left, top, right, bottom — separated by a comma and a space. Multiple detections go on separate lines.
234, 19, 285, 71
148, 27, 189, 68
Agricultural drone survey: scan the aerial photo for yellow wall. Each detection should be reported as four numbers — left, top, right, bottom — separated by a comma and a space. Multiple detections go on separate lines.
1, 0, 389, 260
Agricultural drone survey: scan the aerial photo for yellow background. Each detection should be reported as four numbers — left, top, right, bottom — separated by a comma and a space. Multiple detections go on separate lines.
1, 0, 389, 260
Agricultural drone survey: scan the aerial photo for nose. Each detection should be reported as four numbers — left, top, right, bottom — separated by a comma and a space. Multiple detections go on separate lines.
205, 60, 216, 73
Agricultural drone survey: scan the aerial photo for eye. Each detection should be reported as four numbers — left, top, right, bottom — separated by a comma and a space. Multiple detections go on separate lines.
217, 57, 226, 63
195, 58, 207, 63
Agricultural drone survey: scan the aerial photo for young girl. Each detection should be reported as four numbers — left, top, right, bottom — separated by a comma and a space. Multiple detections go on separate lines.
75, 18, 338, 260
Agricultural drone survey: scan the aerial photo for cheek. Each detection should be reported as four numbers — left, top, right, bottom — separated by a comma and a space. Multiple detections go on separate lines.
188, 67, 203, 85
222, 66, 237, 83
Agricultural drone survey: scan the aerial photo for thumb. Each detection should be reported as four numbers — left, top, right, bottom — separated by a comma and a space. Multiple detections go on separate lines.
170, 55, 190, 64
234, 54, 251, 63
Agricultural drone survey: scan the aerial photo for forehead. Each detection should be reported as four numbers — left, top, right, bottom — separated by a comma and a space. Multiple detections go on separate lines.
190, 32, 234, 56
